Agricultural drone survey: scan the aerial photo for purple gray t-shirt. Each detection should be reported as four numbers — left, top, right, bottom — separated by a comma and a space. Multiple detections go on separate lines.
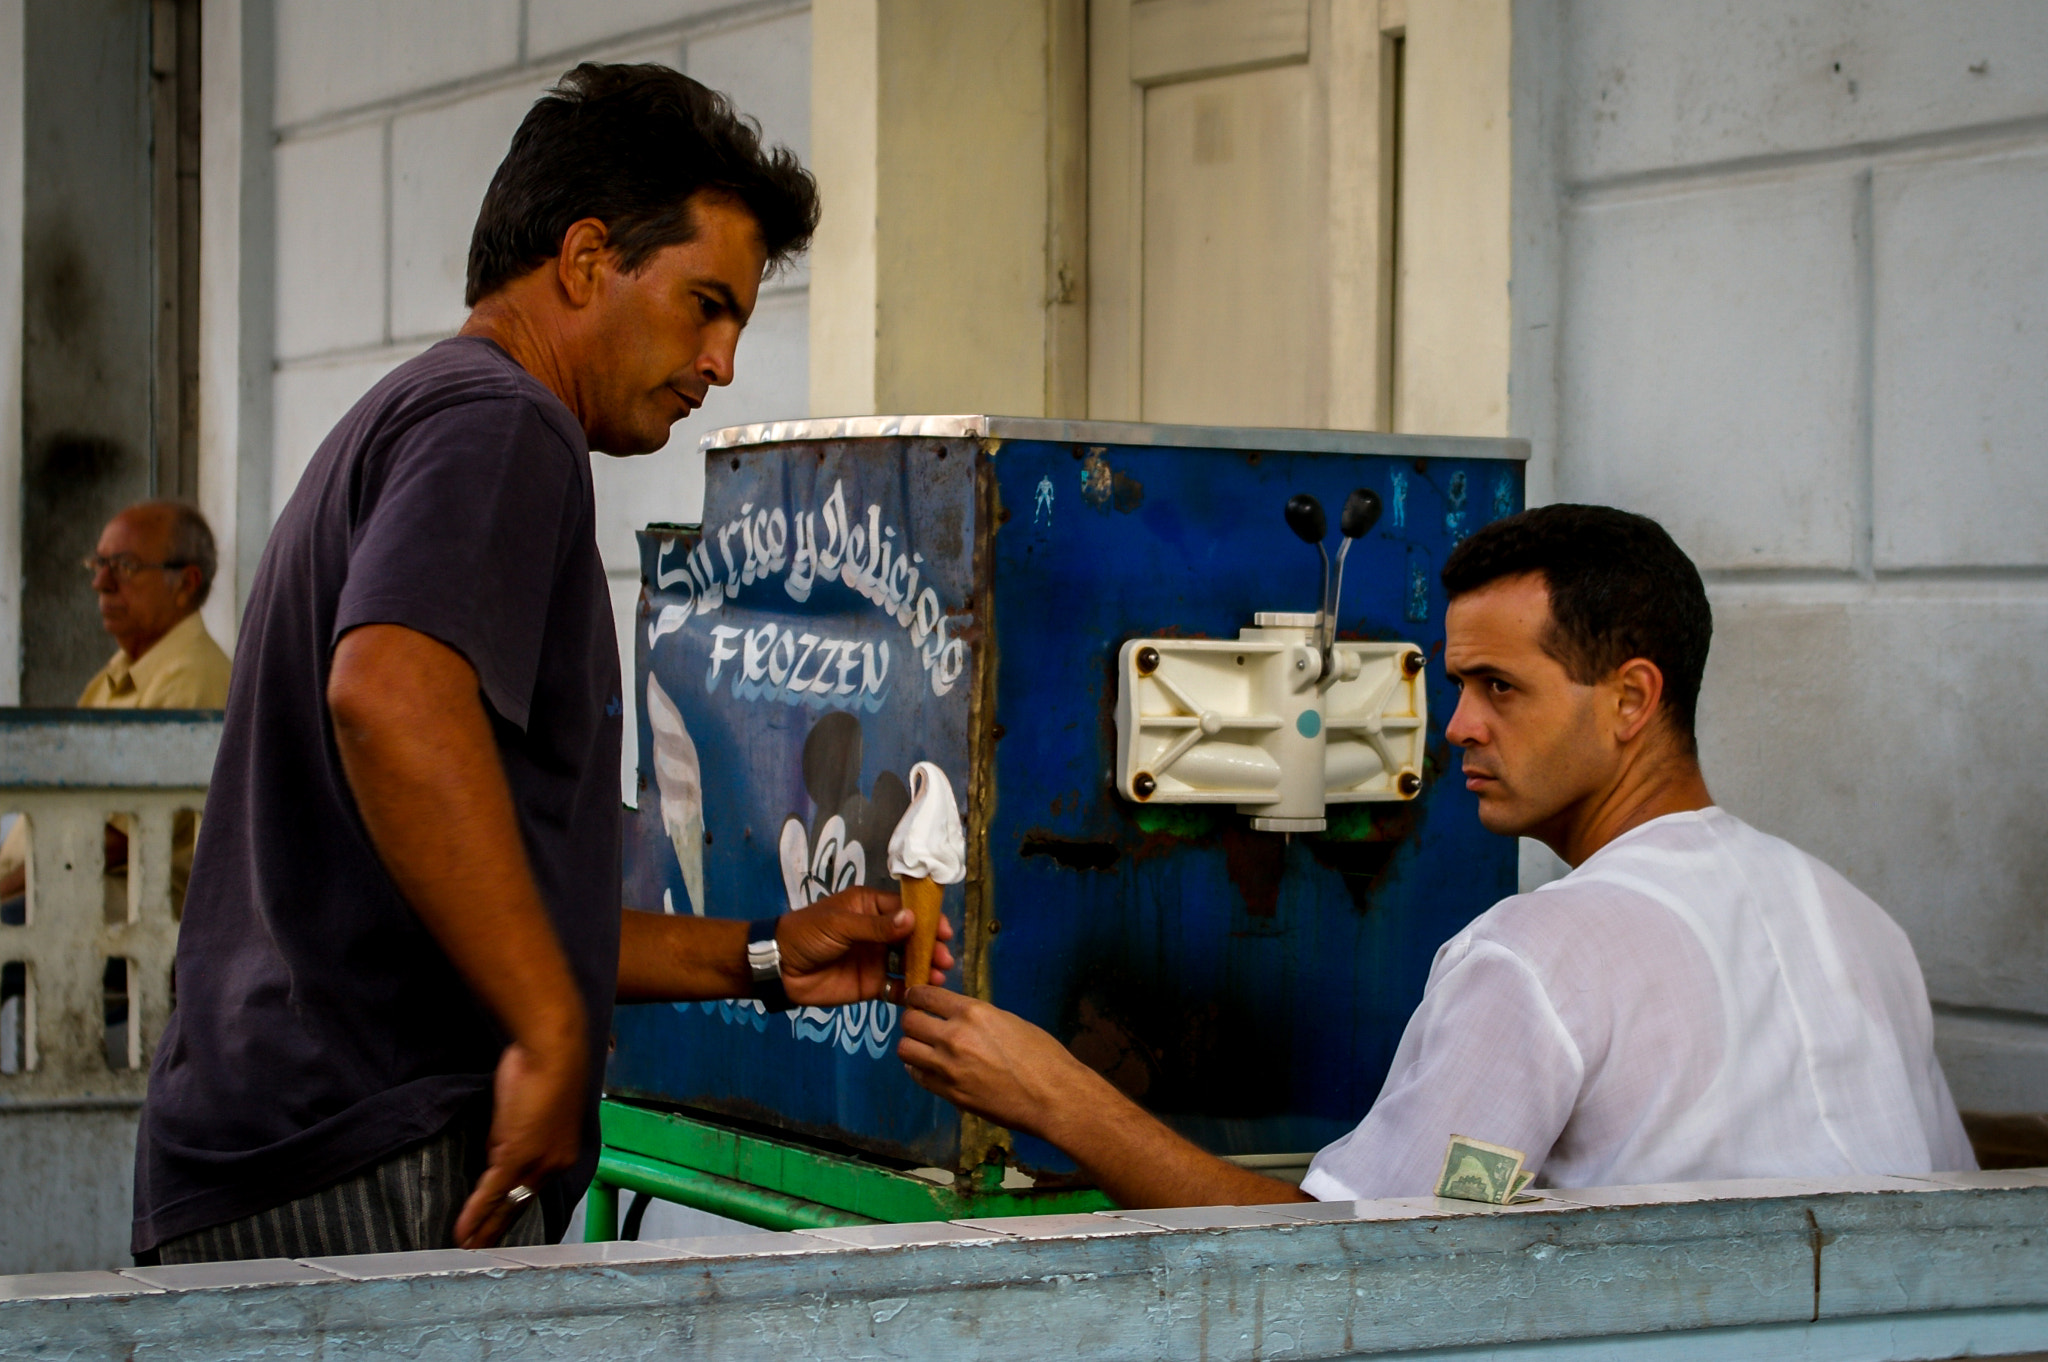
133, 337, 623, 1251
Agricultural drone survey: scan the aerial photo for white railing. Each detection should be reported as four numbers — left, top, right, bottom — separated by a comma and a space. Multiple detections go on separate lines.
0, 713, 218, 1109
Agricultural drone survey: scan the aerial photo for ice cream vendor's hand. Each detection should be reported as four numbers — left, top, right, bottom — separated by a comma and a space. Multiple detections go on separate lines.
455, 1035, 585, 1249
897, 987, 1092, 1140
778, 885, 955, 1007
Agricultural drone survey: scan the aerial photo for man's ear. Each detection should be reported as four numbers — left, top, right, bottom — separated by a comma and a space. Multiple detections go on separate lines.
1610, 657, 1667, 745
554, 217, 613, 307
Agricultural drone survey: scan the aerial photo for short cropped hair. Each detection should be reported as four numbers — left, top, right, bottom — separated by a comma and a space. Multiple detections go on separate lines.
1441, 504, 1713, 752
465, 63, 820, 306
129, 500, 218, 609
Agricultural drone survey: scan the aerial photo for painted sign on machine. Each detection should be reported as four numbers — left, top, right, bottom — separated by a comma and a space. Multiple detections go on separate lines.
612, 417, 1528, 1179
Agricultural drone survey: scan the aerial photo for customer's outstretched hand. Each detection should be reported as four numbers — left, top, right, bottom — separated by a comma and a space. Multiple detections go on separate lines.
896, 986, 1093, 1139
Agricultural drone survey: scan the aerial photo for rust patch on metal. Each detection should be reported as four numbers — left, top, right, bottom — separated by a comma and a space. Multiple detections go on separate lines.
1065, 996, 1157, 1100
1305, 839, 1402, 914
962, 446, 1011, 1173
1079, 449, 1144, 513
1055, 968, 1288, 1119
1019, 832, 1121, 872
1218, 821, 1286, 917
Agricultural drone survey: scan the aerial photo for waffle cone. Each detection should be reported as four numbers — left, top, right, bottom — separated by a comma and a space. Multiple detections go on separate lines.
898, 875, 944, 993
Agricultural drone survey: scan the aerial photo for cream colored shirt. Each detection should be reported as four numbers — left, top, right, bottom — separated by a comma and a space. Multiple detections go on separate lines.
0, 611, 231, 884
75, 610, 232, 710
1303, 808, 1975, 1199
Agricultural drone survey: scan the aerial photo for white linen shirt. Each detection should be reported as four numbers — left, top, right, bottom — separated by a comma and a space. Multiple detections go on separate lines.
1301, 808, 1974, 1200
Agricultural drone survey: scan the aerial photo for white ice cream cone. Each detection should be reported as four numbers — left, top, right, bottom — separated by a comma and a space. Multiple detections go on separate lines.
889, 762, 965, 998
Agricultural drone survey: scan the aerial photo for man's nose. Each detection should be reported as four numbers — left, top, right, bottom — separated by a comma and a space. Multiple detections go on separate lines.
699, 331, 739, 388
1444, 692, 1484, 747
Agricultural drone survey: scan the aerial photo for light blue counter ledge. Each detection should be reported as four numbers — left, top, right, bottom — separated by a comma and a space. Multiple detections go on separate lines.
3, 1170, 2045, 1361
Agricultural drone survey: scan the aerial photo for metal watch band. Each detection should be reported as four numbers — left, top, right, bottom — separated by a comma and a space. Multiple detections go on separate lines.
746, 917, 794, 1013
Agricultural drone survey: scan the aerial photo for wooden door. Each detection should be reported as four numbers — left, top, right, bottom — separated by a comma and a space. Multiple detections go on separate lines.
1088, 0, 1396, 429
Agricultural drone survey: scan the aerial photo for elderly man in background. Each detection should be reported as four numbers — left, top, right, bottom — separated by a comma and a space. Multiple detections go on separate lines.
74, 500, 232, 710
0, 501, 231, 918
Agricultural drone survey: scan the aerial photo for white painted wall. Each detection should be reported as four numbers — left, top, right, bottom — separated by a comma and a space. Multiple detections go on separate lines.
1518, 0, 2048, 1112
266, 0, 814, 801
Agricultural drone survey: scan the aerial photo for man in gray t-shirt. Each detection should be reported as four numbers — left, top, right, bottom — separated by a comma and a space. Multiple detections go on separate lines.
135, 64, 951, 1265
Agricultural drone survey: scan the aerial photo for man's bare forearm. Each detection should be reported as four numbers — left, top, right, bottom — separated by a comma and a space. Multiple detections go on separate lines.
1039, 1067, 1310, 1208
616, 909, 750, 1002
617, 889, 940, 1006
329, 625, 585, 1065
898, 988, 1309, 1209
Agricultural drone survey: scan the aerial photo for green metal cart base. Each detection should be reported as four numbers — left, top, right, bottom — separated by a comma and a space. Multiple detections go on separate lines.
584, 1099, 1113, 1240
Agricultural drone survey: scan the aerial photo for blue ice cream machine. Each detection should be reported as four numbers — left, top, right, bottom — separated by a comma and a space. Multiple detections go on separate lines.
611, 416, 1527, 1189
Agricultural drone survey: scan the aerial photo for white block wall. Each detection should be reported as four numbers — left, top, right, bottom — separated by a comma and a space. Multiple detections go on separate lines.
268, 0, 813, 801
1530, 0, 2048, 1112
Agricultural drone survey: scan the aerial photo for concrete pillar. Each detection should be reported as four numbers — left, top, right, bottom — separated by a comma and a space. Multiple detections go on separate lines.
19, 0, 158, 704
196, 0, 274, 651
810, 0, 1086, 419
1394, 0, 1513, 438
1508, 0, 1565, 508
0, 0, 21, 704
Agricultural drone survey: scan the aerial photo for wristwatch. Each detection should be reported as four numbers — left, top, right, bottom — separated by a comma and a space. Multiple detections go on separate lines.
746, 918, 794, 1013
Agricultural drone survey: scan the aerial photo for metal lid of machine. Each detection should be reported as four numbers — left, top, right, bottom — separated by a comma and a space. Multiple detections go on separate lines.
699, 415, 1531, 461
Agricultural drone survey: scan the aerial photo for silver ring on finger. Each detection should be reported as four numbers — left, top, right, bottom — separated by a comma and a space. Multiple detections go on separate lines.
506, 1184, 536, 1206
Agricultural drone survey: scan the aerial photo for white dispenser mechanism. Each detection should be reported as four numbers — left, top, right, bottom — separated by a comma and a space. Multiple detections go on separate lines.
1115, 489, 1426, 833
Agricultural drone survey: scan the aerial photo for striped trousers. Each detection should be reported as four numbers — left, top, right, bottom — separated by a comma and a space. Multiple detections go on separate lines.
151, 1115, 544, 1264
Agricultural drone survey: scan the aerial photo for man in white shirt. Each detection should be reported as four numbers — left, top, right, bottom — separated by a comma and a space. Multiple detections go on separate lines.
898, 504, 1974, 1207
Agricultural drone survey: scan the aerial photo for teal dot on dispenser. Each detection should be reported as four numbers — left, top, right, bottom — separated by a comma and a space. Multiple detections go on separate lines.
1296, 710, 1322, 738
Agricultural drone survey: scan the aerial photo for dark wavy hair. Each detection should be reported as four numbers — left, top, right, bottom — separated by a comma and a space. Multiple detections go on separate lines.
1441, 504, 1714, 753
465, 62, 820, 306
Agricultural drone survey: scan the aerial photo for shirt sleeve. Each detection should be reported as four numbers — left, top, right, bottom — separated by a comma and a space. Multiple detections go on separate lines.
334, 397, 578, 731
1301, 936, 1586, 1200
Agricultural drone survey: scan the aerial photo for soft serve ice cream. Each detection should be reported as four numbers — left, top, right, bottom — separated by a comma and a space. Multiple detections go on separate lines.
888, 762, 966, 884
888, 762, 964, 995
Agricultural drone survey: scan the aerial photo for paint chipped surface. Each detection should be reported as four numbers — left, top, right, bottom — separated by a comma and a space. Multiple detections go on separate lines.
2, 1183, 2039, 1360
1078, 449, 1145, 513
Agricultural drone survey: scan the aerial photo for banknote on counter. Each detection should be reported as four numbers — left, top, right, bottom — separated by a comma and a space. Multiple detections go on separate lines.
1435, 1134, 1540, 1204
